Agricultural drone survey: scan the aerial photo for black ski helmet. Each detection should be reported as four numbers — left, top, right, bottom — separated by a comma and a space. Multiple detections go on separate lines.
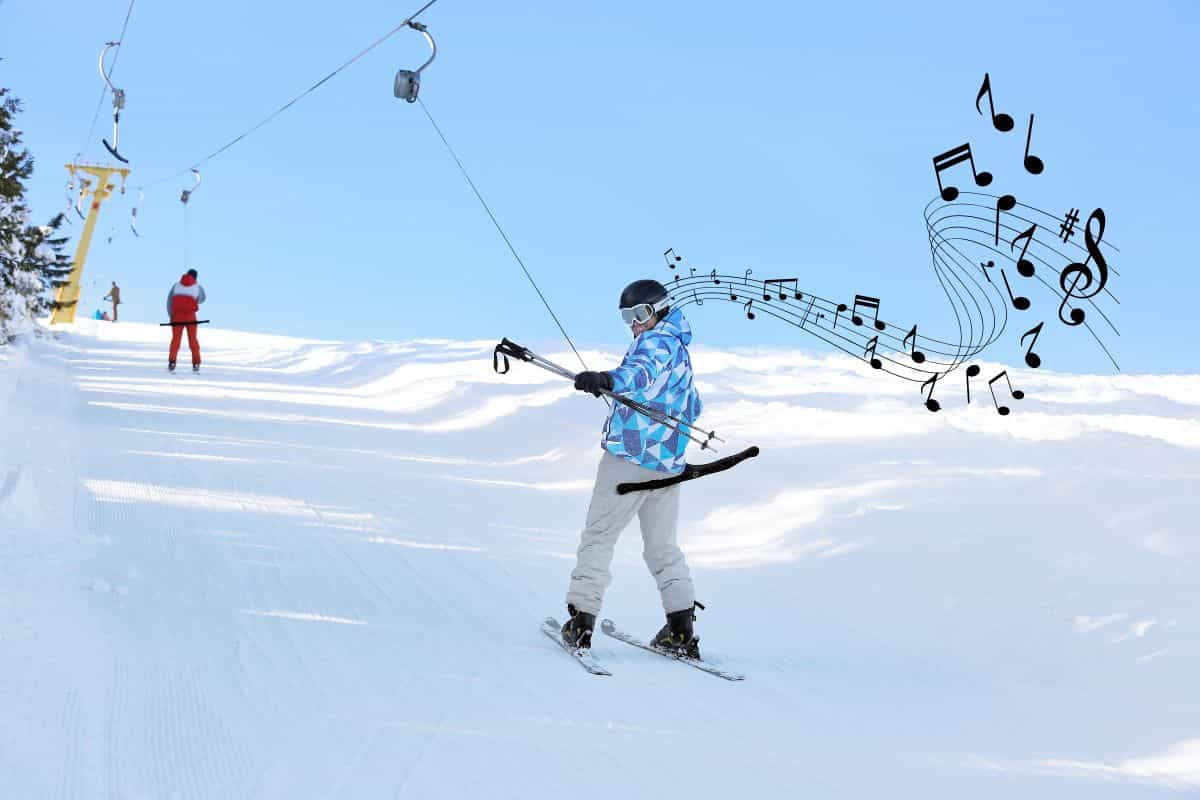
619, 279, 670, 317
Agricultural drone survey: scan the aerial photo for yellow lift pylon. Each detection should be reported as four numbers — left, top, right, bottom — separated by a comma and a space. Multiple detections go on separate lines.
51, 163, 130, 325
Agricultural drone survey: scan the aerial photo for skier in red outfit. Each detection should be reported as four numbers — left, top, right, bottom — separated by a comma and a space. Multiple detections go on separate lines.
166, 268, 206, 372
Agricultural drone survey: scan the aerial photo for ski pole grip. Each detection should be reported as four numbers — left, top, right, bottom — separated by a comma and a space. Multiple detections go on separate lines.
493, 338, 535, 374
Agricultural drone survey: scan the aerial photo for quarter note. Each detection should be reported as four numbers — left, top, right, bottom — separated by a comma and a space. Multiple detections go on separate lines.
1020, 321, 1044, 368
743, 299, 756, 320
988, 370, 1025, 416
975, 73, 1014, 132
1001, 269, 1031, 311
850, 294, 886, 331
864, 336, 882, 369
902, 324, 926, 364
965, 364, 981, 403
664, 248, 682, 270
932, 143, 993, 202
834, 302, 847, 329
1023, 114, 1044, 175
1010, 223, 1037, 277
980, 259, 995, 283
995, 193, 1016, 246
763, 277, 801, 301
920, 374, 941, 413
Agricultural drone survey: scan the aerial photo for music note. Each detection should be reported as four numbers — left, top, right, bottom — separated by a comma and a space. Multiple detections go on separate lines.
902, 324, 926, 364
932, 143, 993, 202
980, 259, 995, 283
664, 248, 683, 270
850, 295, 886, 331
763, 277, 801, 301
1010, 223, 1038, 278
1056, 208, 1109, 327
920, 374, 941, 413
975, 73, 1014, 132
709, 269, 721, 285
834, 302, 847, 329
1020, 321, 1044, 368
691, 289, 704, 306
743, 299, 756, 320
988, 370, 1025, 416
965, 364, 981, 403
1023, 114, 1044, 175
995, 193, 1016, 246
1001, 269, 1031, 311
864, 336, 882, 369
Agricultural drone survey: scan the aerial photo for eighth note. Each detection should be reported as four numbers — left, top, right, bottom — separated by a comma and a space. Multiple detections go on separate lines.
763, 277, 801, 301
988, 370, 1025, 416
902, 324, 926, 364
921, 374, 941, 413
975, 72, 1014, 132
864, 336, 882, 370
932, 143, 993, 202
1010, 223, 1038, 278
1020, 321, 1044, 368
743, 299, 756, 320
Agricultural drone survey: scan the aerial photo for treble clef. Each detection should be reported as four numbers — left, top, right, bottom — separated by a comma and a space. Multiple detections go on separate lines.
1057, 208, 1108, 327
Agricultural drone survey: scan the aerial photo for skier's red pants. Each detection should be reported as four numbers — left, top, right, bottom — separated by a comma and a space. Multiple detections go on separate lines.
169, 323, 201, 366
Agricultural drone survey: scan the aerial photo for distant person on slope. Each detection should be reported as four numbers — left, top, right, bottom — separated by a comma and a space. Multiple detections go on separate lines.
166, 268, 206, 372
562, 278, 706, 657
102, 281, 120, 321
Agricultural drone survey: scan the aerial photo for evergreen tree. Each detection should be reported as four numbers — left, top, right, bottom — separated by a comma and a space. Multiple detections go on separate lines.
0, 85, 72, 341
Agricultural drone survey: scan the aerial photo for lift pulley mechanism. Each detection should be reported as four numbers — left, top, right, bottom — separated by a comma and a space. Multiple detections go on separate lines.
180, 169, 201, 204
393, 20, 437, 103
99, 42, 130, 163
492, 337, 760, 494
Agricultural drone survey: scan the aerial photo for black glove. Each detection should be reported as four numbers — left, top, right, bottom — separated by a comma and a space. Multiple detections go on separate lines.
574, 370, 613, 397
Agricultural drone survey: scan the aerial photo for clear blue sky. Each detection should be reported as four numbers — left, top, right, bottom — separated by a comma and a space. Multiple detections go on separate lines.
4, 0, 1197, 373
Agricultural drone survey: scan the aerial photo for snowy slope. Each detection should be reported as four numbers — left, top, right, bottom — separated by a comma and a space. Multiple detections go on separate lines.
2, 320, 1198, 799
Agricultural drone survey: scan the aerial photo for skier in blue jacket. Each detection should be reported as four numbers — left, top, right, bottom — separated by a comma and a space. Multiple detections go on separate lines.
562, 279, 705, 656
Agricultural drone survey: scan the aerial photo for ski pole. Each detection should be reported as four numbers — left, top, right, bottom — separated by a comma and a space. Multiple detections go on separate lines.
493, 338, 720, 452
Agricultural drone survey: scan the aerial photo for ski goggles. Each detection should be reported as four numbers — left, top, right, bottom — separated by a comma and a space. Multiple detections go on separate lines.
620, 297, 669, 326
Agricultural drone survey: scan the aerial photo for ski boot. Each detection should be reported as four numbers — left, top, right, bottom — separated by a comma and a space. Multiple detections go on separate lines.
652, 601, 704, 659
192, 362, 200, 372
168, 361, 176, 372
561, 604, 595, 650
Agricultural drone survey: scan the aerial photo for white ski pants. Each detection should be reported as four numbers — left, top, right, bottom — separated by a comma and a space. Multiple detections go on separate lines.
566, 451, 695, 616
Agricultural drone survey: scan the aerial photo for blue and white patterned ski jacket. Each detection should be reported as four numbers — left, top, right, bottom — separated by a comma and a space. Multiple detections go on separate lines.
600, 307, 703, 475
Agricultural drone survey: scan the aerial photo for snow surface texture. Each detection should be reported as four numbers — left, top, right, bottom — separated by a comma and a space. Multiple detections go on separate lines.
1, 320, 1197, 798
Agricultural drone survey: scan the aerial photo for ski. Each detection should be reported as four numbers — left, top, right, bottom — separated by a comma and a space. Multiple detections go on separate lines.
600, 618, 745, 681
541, 617, 611, 676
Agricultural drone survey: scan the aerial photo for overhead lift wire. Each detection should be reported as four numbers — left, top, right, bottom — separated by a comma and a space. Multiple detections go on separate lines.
144, 0, 441, 188
416, 97, 594, 374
